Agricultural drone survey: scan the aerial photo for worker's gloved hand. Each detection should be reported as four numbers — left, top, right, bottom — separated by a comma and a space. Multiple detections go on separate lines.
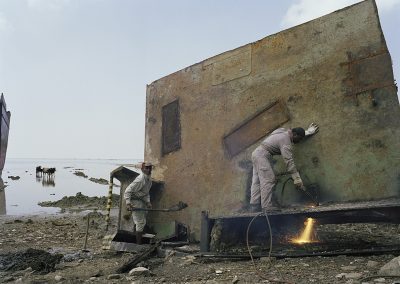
146, 202, 152, 209
305, 123, 319, 137
292, 172, 304, 189
126, 203, 135, 211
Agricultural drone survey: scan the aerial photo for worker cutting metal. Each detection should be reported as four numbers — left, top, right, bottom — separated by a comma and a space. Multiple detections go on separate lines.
124, 162, 153, 244
249, 123, 319, 213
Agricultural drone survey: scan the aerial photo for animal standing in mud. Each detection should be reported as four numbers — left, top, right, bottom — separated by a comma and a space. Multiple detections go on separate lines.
35, 166, 43, 177
36, 166, 56, 179
43, 167, 56, 178
42, 167, 56, 187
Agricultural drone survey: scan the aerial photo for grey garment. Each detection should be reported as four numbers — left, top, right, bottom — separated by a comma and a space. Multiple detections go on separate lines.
250, 128, 297, 209
260, 128, 297, 174
132, 209, 146, 232
124, 172, 152, 205
250, 147, 275, 208
124, 172, 152, 232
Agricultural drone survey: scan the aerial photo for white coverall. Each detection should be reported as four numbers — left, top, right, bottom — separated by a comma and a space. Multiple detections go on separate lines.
250, 128, 298, 209
123, 173, 152, 232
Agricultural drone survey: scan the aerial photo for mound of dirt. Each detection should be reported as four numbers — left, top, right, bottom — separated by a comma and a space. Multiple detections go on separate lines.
0, 248, 63, 274
38, 192, 119, 209
89, 177, 109, 185
8, 176, 20, 180
73, 171, 88, 178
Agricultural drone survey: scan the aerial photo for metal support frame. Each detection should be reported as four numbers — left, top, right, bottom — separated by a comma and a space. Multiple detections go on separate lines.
200, 211, 212, 252
200, 199, 400, 252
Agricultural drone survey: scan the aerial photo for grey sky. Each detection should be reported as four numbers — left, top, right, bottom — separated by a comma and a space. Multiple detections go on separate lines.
1, 0, 399, 159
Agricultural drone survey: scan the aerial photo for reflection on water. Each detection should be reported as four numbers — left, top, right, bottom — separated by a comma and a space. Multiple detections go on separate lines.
0, 178, 5, 215
2, 158, 138, 215
42, 177, 55, 187
36, 172, 56, 187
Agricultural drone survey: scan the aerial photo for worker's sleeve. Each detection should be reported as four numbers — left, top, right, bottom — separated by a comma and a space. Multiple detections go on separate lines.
123, 178, 142, 205
280, 144, 298, 174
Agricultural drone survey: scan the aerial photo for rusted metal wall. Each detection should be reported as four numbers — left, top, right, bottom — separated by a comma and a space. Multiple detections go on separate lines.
144, 0, 400, 240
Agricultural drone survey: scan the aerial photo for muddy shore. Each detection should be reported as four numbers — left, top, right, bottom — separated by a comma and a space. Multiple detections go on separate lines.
1, 208, 400, 283
38, 192, 119, 211
2, 169, 400, 283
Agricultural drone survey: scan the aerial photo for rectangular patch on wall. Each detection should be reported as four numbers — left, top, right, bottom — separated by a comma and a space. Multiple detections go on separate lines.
342, 51, 394, 95
223, 100, 290, 157
162, 100, 181, 155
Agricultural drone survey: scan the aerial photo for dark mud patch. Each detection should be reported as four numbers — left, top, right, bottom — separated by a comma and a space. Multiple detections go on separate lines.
73, 171, 88, 178
8, 176, 20, 180
89, 177, 109, 185
38, 192, 119, 209
0, 248, 63, 274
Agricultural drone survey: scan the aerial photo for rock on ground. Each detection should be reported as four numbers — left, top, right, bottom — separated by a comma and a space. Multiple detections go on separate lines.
129, 267, 150, 276
379, 256, 400, 276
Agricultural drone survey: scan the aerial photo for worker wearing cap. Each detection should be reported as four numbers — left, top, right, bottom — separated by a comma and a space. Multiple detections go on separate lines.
250, 123, 319, 212
124, 162, 153, 244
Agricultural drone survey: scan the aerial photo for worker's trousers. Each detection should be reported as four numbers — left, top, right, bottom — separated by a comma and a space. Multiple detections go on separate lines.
250, 146, 276, 209
131, 199, 147, 232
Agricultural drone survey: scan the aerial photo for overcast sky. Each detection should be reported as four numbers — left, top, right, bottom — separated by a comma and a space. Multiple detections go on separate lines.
1, 0, 399, 159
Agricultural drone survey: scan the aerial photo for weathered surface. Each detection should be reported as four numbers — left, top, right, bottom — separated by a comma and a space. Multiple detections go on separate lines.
378, 256, 400, 276
145, 0, 400, 239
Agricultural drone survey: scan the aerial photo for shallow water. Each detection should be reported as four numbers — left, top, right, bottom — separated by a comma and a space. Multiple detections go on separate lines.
1, 158, 140, 215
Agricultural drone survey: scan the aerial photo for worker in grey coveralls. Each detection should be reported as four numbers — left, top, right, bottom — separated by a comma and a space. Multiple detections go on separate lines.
124, 162, 153, 244
250, 123, 319, 212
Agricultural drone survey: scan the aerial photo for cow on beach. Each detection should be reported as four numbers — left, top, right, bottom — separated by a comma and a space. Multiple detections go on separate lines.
36, 166, 43, 177
43, 167, 56, 178
36, 166, 56, 178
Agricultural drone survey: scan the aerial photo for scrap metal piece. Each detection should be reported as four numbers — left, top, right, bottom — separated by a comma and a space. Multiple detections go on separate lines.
223, 100, 290, 157
130, 201, 188, 212
200, 211, 212, 252
116, 240, 161, 273
109, 230, 155, 253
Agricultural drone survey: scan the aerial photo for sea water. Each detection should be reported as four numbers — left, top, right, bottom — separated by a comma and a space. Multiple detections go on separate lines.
1, 158, 140, 215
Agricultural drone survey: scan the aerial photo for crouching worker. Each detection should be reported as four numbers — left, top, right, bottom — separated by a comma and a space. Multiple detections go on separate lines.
250, 123, 319, 213
124, 162, 153, 244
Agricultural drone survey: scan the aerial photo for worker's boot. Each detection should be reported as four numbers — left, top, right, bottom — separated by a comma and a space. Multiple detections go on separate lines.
249, 204, 262, 213
136, 231, 143, 245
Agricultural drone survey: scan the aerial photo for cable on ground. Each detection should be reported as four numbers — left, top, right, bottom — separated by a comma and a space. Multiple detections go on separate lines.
246, 211, 293, 284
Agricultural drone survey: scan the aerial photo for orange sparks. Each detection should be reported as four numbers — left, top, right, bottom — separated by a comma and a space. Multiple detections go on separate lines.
291, 218, 318, 244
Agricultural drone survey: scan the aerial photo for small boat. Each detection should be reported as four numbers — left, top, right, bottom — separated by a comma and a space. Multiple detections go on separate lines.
0, 93, 11, 176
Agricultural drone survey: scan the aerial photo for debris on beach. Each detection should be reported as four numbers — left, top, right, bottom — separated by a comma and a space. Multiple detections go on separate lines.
72, 170, 111, 187
8, 176, 20, 180
38, 192, 119, 209
73, 171, 88, 178
0, 248, 63, 274
89, 177, 109, 185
